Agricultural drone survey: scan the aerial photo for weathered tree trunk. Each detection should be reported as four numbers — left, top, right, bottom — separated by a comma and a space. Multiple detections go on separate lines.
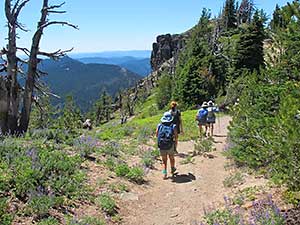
0, 77, 9, 134
4, 0, 20, 134
1, 0, 77, 135
19, 1, 48, 133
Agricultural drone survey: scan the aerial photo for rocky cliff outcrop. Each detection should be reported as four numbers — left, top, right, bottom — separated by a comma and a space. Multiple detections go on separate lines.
150, 33, 188, 71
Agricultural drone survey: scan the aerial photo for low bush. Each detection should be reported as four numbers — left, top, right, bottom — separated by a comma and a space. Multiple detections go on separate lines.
115, 163, 130, 177
0, 197, 13, 225
194, 139, 213, 155
73, 135, 98, 158
223, 172, 245, 188
126, 166, 145, 184
37, 217, 60, 225
96, 193, 117, 216
202, 196, 286, 225
0, 137, 86, 220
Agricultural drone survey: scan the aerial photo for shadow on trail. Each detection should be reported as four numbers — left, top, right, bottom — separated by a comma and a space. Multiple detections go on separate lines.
171, 172, 196, 184
213, 134, 227, 138
176, 152, 190, 158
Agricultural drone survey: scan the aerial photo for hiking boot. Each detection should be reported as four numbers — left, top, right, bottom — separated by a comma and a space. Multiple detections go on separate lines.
171, 167, 177, 175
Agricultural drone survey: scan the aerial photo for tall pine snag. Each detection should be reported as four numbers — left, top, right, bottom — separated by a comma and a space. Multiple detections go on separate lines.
237, 0, 254, 25
0, 0, 78, 135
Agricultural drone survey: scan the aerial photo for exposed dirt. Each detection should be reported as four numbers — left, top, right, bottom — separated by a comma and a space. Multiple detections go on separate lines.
119, 115, 253, 225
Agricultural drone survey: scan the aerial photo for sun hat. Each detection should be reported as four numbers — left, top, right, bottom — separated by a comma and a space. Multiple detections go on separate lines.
201, 101, 208, 108
208, 100, 214, 106
170, 101, 178, 108
161, 111, 174, 123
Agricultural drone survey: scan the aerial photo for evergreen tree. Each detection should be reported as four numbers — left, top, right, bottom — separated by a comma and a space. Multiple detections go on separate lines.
29, 95, 55, 130
235, 10, 265, 72
174, 9, 216, 108
270, 4, 282, 30
156, 73, 173, 110
222, 0, 237, 30
58, 95, 82, 131
89, 91, 113, 125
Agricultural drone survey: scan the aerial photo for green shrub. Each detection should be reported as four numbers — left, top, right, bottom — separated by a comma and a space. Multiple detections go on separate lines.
99, 141, 121, 158
109, 183, 129, 193
0, 138, 87, 219
76, 216, 105, 225
115, 163, 130, 177
37, 217, 60, 225
194, 139, 213, 155
141, 150, 155, 168
96, 193, 117, 216
73, 136, 98, 158
104, 156, 117, 171
229, 78, 300, 192
0, 197, 13, 225
26, 196, 64, 218
223, 172, 245, 188
204, 208, 242, 225
126, 167, 145, 184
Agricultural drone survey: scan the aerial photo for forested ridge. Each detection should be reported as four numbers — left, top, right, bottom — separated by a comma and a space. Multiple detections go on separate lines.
0, 0, 300, 224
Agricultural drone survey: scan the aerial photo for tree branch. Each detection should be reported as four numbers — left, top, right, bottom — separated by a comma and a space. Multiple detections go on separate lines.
14, 0, 30, 20
47, 10, 66, 14
38, 48, 73, 60
16, 22, 30, 32
39, 21, 79, 30
5, 0, 12, 22
47, 2, 65, 10
17, 47, 30, 56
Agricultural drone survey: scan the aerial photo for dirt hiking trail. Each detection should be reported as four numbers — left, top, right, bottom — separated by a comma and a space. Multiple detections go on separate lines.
120, 115, 242, 225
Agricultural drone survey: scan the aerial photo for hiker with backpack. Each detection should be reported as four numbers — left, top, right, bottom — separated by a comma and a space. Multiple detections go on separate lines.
169, 101, 184, 135
196, 102, 208, 138
156, 111, 178, 179
207, 100, 219, 137
169, 101, 183, 153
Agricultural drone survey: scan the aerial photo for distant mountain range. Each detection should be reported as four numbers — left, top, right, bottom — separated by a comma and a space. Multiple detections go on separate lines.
40, 56, 141, 110
69, 50, 151, 59
77, 56, 151, 77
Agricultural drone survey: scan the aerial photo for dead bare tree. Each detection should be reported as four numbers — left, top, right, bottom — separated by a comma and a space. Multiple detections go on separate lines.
0, 0, 78, 135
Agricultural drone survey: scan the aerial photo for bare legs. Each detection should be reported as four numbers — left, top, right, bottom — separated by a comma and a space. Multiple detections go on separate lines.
207, 123, 214, 137
198, 125, 208, 138
161, 154, 176, 179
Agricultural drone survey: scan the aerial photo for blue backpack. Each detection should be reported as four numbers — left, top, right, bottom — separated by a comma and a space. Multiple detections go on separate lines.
157, 124, 174, 150
197, 108, 208, 122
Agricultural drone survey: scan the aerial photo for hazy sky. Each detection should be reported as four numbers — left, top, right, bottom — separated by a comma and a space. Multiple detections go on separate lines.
0, 0, 289, 53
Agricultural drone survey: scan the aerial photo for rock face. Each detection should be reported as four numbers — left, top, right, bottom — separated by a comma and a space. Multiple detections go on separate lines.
150, 33, 187, 71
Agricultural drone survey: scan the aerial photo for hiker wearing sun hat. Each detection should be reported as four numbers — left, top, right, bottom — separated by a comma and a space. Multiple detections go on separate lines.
207, 100, 219, 137
156, 111, 178, 179
196, 101, 209, 138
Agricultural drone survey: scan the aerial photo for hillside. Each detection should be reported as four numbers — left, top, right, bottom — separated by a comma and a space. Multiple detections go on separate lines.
77, 56, 151, 77
40, 56, 141, 110
1, 0, 300, 225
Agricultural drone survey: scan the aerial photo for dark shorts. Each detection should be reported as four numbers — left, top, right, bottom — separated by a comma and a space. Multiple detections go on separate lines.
207, 117, 216, 124
198, 120, 207, 126
160, 144, 175, 156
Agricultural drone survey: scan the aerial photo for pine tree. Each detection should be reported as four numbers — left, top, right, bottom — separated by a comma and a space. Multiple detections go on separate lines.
58, 95, 82, 132
270, 4, 283, 30
235, 10, 265, 72
174, 9, 216, 108
222, 0, 237, 30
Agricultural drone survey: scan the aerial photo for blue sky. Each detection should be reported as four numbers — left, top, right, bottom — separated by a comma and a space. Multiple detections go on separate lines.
0, 0, 290, 53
